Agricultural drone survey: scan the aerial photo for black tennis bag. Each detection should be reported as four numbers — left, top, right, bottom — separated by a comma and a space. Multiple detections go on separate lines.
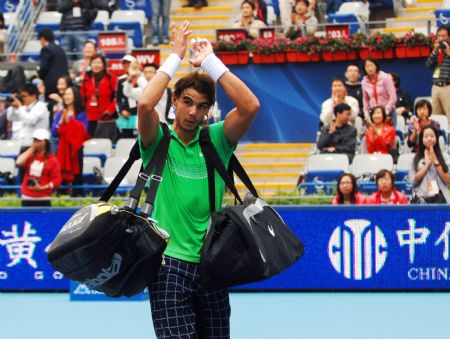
199, 129, 304, 289
47, 124, 171, 297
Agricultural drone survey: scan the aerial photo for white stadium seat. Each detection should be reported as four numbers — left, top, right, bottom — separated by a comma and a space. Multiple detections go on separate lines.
430, 114, 449, 135
0, 140, 21, 158
396, 153, 415, 173
307, 154, 349, 172
110, 10, 146, 26
103, 157, 127, 185
351, 154, 394, 178
0, 158, 17, 177
115, 139, 136, 158
84, 138, 113, 165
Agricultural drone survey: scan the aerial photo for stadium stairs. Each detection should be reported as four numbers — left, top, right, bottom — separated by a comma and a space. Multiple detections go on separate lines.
383, 0, 442, 35
153, 0, 239, 87
233, 143, 315, 197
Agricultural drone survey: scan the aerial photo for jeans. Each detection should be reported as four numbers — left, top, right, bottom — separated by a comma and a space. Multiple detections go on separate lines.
61, 32, 89, 61
151, 0, 171, 42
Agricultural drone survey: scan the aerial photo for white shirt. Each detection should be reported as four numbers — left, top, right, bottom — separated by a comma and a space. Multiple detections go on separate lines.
7, 100, 50, 147
320, 96, 360, 126
123, 75, 170, 124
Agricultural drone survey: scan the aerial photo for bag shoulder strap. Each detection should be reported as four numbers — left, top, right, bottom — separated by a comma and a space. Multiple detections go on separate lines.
100, 123, 170, 210
199, 128, 258, 213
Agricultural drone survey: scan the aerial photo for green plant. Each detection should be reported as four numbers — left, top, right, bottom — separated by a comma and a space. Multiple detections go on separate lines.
400, 31, 432, 47
213, 38, 253, 52
367, 32, 396, 50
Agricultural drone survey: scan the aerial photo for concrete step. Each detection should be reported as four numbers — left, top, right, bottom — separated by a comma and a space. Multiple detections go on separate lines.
240, 172, 300, 181
242, 163, 305, 173
237, 152, 309, 164
415, 0, 442, 5
398, 7, 437, 17
235, 182, 298, 196
236, 142, 314, 151
171, 15, 231, 24
385, 15, 435, 28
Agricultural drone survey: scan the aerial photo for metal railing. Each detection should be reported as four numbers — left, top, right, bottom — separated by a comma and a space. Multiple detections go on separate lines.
6, 0, 44, 55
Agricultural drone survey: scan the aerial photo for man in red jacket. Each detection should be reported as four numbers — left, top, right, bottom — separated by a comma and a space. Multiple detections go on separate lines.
16, 129, 62, 207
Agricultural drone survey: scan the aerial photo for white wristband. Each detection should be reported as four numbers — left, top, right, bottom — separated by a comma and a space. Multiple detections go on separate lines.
157, 53, 181, 80
201, 54, 229, 83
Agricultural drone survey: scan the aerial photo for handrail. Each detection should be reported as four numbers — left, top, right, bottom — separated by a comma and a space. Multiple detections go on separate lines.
6, 0, 45, 55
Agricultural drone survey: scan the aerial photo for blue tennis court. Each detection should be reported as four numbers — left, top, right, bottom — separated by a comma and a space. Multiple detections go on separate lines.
1, 292, 450, 339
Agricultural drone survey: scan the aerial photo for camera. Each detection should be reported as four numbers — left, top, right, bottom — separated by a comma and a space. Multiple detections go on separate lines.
439, 40, 448, 51
5, 93, 21, 104
27, 178, 37, 187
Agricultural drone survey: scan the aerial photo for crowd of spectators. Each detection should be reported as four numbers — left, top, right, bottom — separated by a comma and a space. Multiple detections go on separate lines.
0, 1, 449, 207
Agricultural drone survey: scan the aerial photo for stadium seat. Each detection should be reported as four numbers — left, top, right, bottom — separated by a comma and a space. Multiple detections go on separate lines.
83, 156, 102, 184
21, 40, 42, 62
108, 10, 146, 48
103, 157, 128, 185
351, 154, 394, 181
413, 96, 431, 108
300, 154, 350, 194
114, 138, 136, 158
327, 1, 370, 35
0, 158, 17, 194
396, 115, 407, 135
430, 114, 449, 136
91, 10, 109, 31
435, 9, 450, 28
35, 11, 62, 33
395, 153, 414, 193
4, 12, 13, 28
0, 139, 21, 159
124, 159, 142, 186
119, 0, 152, 19
83, 138, 112, 166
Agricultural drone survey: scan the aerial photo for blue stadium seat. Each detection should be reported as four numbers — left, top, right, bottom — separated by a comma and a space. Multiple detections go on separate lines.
303, 170, 344, 194
119, 0, 152, 19
395, 153, 414, 194
435, 9, 450, 28
327, 13, 361, 35
34, 11, 62, 33
21, 40, 41, 62
108, 10, 146, 48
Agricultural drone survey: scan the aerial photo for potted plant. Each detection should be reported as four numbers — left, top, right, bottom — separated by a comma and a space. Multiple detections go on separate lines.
286, 36, 322, 62
397, 31, 432, 58
213, 38, 252, 65
365, 32, 396, 59
251, 37, 288, 64
319, 35, 357, 62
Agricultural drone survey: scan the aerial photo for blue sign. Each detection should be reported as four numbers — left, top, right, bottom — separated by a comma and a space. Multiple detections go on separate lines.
435, 9, 450, 28
1, 206, 450, 291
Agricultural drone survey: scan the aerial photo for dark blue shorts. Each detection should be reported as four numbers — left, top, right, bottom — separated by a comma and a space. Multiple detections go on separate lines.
149, 256, 231, 339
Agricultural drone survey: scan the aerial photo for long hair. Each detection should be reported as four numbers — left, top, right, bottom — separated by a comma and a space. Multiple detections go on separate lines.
63, 86, 85, 116
336, 173, 358, 204
413, 126, 449, 172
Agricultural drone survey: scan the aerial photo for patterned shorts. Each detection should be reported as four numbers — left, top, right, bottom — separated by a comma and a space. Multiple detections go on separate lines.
149, 256, 231, 339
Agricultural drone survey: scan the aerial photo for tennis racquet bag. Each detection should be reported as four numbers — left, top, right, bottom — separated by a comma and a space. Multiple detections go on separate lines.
47, 124, 171, 297
199, 128, 304, 289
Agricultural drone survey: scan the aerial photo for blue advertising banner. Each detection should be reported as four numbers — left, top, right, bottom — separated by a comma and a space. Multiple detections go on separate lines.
1, 206, 450, 292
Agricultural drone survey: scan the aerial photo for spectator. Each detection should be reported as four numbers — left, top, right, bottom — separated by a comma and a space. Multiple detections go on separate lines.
320, 77, 359, 126
80, 53, 118, 137
232, 0, 266, 39
0, 12, 6, 61
365, 106, 396, 155
317, 103, 357, 162
410, 126, 450, 204
361, 58, 397, 124
407, 99, 440, 153
72, 40, 97, 85
6, 83, 50, 150
332, 173, 366, 205
151, 0, 170, 46
390, 72, 413, 122
116, 55, 138, 138
52, 86, 89, 196
58, 0, 98, 61
285, 0, 318, 39
344, 63, 363, 115
16, 128, 62, 207
426, 26, 450, 121
48, 75, 73, 116
368, 169, 408, 205
37, 29, 69, 103
137, 63, 173, 124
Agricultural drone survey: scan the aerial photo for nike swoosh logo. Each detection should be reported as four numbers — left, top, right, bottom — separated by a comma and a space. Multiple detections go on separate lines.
267, 224, 275, 237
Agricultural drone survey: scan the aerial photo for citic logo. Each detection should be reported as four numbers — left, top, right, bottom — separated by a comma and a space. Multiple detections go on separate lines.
328, 219, 388, 280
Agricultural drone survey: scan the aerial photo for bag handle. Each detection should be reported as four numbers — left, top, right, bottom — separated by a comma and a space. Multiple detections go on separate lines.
199, 128, 258, 213
100, 123, 170, 217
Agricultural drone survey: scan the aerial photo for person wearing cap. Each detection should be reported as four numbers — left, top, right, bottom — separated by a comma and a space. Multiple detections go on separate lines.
7, 83, 50, 150
116, 55, 139, 138
16, 128, 62, 207
138, 22, 259, 338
